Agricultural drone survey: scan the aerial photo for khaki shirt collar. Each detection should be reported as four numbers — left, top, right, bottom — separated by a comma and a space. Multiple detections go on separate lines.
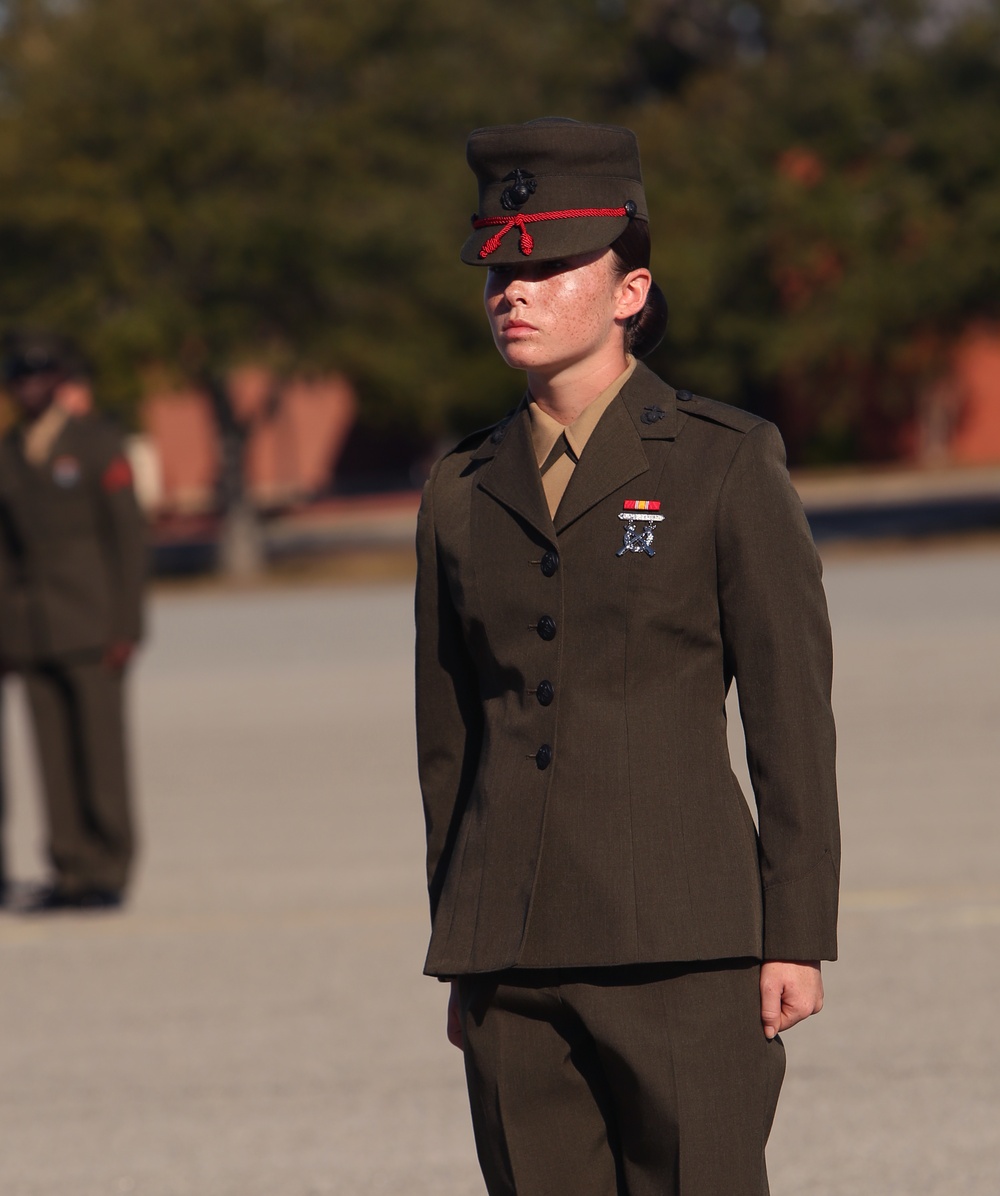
528, 357, 637, 468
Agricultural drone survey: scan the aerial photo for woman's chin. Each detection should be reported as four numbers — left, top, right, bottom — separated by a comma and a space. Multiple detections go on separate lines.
498, 344, 544, 371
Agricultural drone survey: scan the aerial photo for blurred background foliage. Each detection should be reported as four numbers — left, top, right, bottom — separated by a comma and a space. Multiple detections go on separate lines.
0, 0, 997, 463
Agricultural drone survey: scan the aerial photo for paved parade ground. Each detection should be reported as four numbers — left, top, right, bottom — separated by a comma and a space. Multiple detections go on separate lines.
1, 541, 999, 1195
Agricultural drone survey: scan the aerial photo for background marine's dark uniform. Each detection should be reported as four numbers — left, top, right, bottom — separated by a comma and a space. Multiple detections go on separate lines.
0, 409, 146, 904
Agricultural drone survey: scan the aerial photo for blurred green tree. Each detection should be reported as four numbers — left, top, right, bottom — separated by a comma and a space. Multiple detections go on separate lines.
634, 0, 1000, 461
0, 0, 629, 568
0, 0, 628, 431
0, 0, 998, 478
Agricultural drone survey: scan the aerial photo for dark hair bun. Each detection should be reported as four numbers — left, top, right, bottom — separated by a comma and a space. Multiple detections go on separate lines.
608, 221, 667, 358
628, 281, 668, 359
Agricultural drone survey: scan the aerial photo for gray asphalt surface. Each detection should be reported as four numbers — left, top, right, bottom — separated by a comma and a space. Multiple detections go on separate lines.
1, 541, 998, 1195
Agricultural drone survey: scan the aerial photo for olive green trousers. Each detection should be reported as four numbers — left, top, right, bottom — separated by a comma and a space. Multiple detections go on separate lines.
458, 960, 785, 1196
24, 659, 135, 894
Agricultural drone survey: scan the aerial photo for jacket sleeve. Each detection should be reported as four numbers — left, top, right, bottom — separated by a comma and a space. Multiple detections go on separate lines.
414, 467, 483, 919
92, 427, 148, 646
716, 421, 840, 961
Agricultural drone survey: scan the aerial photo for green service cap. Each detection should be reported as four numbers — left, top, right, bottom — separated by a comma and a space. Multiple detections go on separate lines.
461, 117, 648, 267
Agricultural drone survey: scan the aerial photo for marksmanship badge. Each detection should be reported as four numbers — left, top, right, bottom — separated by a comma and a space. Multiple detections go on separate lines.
617, 499, 664, 557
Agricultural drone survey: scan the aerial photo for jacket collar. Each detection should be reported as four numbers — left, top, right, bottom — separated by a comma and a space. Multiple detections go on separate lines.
474, 396, 556, 543
473, 363, 680, 540
552, 393, 649, 533
618, 361, 681, 441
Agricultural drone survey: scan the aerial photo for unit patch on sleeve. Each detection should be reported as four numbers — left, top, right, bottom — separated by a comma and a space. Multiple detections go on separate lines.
101, 456, 134, 493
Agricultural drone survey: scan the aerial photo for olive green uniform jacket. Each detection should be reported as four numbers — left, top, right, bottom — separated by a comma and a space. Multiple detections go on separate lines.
0, 413, 146, 665
415, 363, 839, 977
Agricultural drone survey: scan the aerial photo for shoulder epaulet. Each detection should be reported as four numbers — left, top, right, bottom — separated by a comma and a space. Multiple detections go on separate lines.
446, 407, 518, 457
674, 390, 765, 435
446, 426, 495, 456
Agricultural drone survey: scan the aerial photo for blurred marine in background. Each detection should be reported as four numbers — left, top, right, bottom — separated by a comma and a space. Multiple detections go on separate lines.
0, 332, 146, 911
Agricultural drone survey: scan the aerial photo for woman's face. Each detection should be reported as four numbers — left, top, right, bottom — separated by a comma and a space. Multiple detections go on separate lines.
483, 249, 642, 381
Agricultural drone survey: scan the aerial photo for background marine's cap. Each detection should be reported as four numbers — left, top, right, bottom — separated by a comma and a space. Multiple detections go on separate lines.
1, 330, 85, 384
461, 117, 647, 266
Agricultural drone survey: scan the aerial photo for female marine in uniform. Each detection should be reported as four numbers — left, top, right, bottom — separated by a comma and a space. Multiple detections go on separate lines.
415, 118, 840, 1196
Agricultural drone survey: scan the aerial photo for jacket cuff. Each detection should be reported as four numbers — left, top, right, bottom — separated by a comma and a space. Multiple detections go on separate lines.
761, 849, 840, 961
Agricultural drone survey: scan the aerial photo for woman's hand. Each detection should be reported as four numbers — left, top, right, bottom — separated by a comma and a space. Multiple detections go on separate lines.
447, 979, 464, 1051
760, 960, 824, 1039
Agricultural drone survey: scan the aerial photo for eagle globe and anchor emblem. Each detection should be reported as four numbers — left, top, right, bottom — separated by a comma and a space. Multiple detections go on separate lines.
500, 168, 537, 211
617, 500, 664, 557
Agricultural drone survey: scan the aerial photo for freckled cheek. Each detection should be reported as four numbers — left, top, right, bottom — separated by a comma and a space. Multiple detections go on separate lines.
555, 301, 606, 348
556, 279, 611, 337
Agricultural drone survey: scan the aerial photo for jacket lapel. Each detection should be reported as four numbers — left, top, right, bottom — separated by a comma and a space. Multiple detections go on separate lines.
553, 399, 648, 533
476, 403, 556, 544
554, 364, 680, 534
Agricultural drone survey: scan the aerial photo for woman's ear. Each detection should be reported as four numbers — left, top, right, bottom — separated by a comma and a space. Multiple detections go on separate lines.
615, 268, 652, 322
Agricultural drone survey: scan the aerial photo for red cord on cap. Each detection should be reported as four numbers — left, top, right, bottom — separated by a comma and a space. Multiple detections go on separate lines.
473, 206, 631, 258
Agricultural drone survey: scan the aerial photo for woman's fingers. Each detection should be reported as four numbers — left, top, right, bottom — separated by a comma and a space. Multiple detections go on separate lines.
447, 980, 464, 1050
760, 960, 824, 1038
